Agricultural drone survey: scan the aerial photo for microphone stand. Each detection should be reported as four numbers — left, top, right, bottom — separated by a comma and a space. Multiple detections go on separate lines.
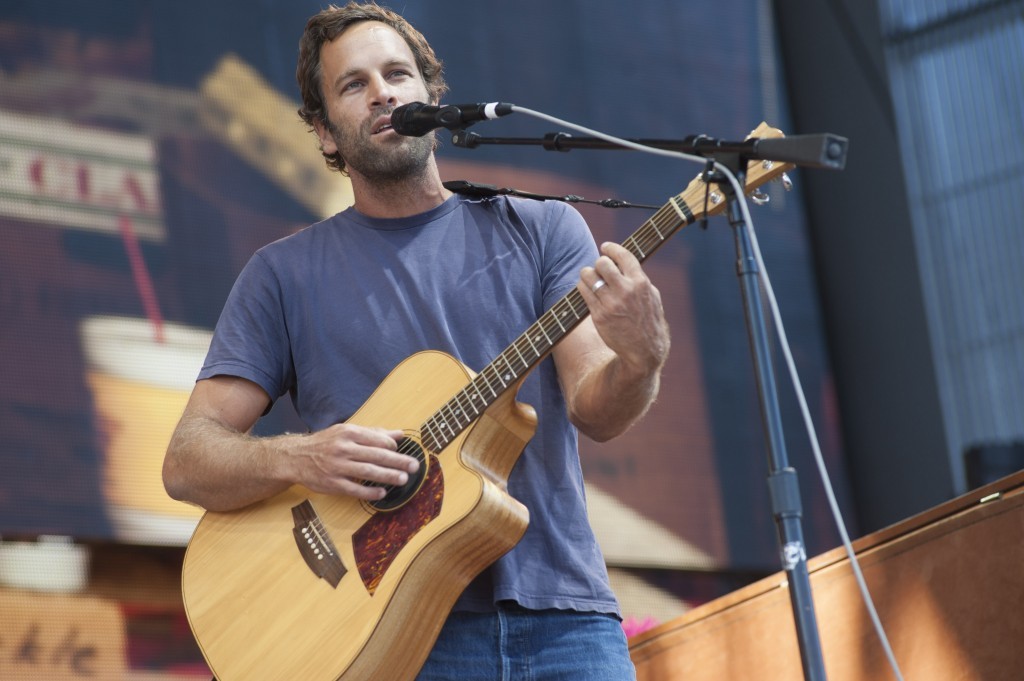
712, 151, 830, 681
448, 126, 848, 681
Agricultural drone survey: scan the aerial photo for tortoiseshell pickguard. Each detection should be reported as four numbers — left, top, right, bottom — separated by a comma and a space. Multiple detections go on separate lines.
353, 454, 444, 594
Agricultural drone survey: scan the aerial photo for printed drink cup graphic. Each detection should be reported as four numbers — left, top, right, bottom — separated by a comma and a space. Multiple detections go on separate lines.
80, 315, 212, 545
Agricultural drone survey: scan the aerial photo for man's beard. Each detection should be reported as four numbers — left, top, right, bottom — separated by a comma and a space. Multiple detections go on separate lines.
326, 108, 435, 184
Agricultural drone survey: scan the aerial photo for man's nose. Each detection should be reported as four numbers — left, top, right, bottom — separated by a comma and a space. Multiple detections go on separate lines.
367, 74, 397, 108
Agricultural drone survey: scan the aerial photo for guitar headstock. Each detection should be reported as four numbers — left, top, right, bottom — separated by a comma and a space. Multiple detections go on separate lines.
676, 122, 794, 222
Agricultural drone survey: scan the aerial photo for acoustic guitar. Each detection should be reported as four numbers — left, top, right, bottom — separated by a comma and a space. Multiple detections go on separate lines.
181, 123, 793, 680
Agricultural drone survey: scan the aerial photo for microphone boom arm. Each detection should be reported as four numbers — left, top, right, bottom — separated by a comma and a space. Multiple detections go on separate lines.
450, 130, 848, 170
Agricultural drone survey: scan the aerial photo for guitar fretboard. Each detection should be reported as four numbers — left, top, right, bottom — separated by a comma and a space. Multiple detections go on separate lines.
419, 194, 696, 454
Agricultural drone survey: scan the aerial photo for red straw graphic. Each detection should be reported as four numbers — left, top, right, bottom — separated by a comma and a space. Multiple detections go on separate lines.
118, 214, 165, 343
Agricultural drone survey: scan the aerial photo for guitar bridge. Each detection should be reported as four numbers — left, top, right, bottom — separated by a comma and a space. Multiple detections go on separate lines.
291, 500, 347, 588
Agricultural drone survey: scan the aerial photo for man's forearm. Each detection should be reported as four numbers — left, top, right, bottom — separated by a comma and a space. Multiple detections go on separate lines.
569, 353, 664, 443
163, 412, 293, 512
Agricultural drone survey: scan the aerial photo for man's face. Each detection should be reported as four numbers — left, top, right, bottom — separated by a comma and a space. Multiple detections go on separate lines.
314, 21, 435, 181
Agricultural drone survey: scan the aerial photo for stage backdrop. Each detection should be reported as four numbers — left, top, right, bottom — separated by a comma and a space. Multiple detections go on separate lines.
0, 0, 852, 580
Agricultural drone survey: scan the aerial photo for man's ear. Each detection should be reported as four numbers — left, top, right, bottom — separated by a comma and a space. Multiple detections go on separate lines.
312, 118, 338, 155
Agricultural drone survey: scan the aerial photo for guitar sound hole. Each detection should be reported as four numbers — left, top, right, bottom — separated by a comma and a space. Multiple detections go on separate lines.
369, 437, 428, 511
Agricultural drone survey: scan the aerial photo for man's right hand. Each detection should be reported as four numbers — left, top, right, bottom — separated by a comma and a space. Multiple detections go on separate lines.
284, 423, 420, 501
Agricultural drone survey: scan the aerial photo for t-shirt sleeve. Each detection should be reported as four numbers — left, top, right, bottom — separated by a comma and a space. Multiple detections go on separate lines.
197, 251, 294, 402
538, 201, 599, 312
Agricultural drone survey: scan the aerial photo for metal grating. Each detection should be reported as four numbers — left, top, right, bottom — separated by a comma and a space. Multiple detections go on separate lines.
879, 0, 1024, 490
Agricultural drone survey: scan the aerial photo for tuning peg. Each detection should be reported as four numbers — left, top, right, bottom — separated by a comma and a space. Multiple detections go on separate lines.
751, 189, 770, 205
779, 172, 793, 191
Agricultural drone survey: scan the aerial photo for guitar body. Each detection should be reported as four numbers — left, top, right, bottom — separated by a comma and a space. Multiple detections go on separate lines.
182, 350, 534, 680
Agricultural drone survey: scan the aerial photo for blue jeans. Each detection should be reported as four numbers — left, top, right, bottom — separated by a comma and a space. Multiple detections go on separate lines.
415, 604, 637, 680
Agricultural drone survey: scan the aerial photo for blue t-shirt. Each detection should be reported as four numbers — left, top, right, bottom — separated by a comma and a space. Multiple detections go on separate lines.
199, 194, 618, 615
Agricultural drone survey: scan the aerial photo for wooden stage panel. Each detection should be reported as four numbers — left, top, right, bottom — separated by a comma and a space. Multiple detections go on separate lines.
629, 472, 1024, 681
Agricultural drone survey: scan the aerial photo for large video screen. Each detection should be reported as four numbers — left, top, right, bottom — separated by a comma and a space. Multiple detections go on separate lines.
0, 1, 851, 574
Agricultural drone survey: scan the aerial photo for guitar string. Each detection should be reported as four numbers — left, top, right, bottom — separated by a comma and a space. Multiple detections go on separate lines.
362, 187, 700, 497
416, 200, 692, 461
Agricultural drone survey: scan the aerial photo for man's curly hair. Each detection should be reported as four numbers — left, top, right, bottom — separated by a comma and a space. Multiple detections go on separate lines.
296, 2, 448, 172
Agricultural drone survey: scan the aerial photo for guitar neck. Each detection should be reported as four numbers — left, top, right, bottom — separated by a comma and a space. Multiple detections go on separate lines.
419, 196, 696, 454
419, 122, 791, 454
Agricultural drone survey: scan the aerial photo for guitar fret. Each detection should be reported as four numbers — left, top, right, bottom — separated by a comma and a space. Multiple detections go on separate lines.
433, 417, 446, 437
551, 309, 566, 332
650, 217, 665, 240
421, 421, 437, 449
444, 400, 464, 431
537, 325, 552, 346
530, 326, 548, 350
501, 354, 518, 384
525, 337, 541, 361
632, 237, 646, 259
437, 409, 455, 437
511, 342, 530, 368
523, 331, 541, 356
652, 224, 667, 245
433, 420, 448, 448
460, 387, 482, 416
482, 369, 501, 395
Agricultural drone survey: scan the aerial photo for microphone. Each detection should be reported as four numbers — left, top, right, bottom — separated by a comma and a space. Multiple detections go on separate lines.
390, 102, 514, 137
